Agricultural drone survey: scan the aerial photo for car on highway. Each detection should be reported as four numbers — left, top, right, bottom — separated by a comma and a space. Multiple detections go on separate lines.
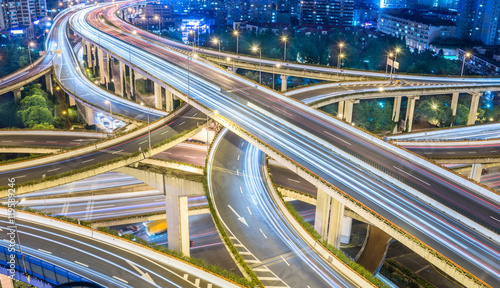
118, 225, 139, 236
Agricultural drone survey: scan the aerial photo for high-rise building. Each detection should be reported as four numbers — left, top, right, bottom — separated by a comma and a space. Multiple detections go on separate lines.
300, 0, 354, 26
379, 0, 407, 9
0, 0, 47, 34
457, 0, 500, 45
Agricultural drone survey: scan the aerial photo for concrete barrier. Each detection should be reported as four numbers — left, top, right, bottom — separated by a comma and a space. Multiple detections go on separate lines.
0, 148, 59, 154
394, 139, 500, 147
0, 130, 108, 138
285, 81, 391, 96
0, 208, 240, 287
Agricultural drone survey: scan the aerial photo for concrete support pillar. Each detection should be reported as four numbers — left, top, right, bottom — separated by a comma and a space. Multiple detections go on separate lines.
69, 95, 76, 106
344, 100, 358, 123
451, 92, 459, 116
82, 39, 86, 57
392, 96, 402, 134
405, 96, 419, 132
98, 48, 105, 85
129, 67, 135, 98
314, 188, 331, 239
154, 82, 163, 110
106, 54, 112, 85
84, 106, 94, 125
338, 101, 345, 118
14, 88, 22, 101
45, 73, 53, 95
280, 75, 289, 92
327, 197, 346, 248
165, 89, 174, 112
166, 195, 190, 256
314, 189, 347, 248
467, 92, 481, 125
92, 45, 97, 69
469, 164, 482, 182
118, 61, 125, 97
86, 42, 92, 68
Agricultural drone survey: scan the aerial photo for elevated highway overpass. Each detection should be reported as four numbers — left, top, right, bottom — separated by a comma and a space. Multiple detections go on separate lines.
59, 3, 500, 286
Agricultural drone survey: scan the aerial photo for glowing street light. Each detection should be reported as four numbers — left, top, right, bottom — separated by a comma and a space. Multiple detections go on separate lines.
252, 46, 262, 84
233, 31, 239, 55
461, 52, 471, 77
213, 38, 221, 65
282, 36, 287, 62
389, 48, 401, 83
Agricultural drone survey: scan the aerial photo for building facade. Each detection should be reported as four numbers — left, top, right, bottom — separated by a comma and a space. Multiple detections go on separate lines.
378, 12, 455, 51
300, 0, 354, 26
457, 0, 500, 45
0, 0, 47, 34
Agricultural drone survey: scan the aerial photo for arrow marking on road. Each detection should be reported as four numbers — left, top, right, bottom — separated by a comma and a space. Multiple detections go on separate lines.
228, 205, 249, 227
126, 260, 156, 285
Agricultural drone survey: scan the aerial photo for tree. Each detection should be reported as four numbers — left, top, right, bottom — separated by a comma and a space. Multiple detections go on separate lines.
17, 106, 54, 128
32, 122, 55, 130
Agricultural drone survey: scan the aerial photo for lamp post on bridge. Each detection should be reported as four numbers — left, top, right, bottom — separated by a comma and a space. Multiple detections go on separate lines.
461, 52, 471, 78
252, 46, 262, 84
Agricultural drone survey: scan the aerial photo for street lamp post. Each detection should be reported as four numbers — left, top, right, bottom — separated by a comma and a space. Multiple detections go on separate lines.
461, 52, 471, 77
233, 31, 239, 55
213, 38, 221, 65
336, 43, 344, 79
273, 63, 281, 90
190, 30, 195, 52
390, 48, 400, 83
105, 99, 112, 116
154, 15, 160, 35
282, 36, 287, 62
252, 46, 262, 84
28, 42, 34, 66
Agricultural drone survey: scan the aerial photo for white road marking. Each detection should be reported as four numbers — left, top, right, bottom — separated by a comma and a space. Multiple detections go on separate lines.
38, 249, 52, 254
446, 152, 456, 154
280, 255, 290, 266
139, 140, 148, 145
112, 149, 123, 154
46, 141, 57, 143
47, 168, 61, 172
15, 175, 26, 178
75, 261, 89, 267
228, 205, 249, 227
193, 113, 198, 116
393, 166, 431, 186
491, 216, 500, 223
24, 141, 35, 143
82, 158, 94, 163
1, 141, 12, 142
161, 131, 168, 135
468, 151, 477, 154
239, 186, 243, 194
324, 131, 351, 145
237, 155, 240, 160
247, 207, 252, 215
259, 229, 267, 239
126, 260, 157, 284
179, 121, 185, 125
287, 178, 300, 183
184, 155, 196, 159
163, 152, 172, 154
113, 276, 128, 284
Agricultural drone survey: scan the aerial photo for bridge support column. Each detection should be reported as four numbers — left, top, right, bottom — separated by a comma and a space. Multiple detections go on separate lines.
405, 96, 419, 132
469, 164, 482, 182
451, 92, 459, 116
118, 62, 125, 97
344, 100, 358, 123
338, 101, 344, 119
467, 92, 481, 125
82, 39, 87, 65
84, 106, 94, 125
166, 195, 190, 256
154, 82, 163, 110
45, 73, 53, 95
86, 42, 92, 68
98, 48, 105, 85
280, 75, 289, 92
315, 189, 349, 248
14, 88, 22, 101
106, 54, 112, 87
130, 68, 135, 99
392, 96, 402, 134
165, 90, 174, 112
